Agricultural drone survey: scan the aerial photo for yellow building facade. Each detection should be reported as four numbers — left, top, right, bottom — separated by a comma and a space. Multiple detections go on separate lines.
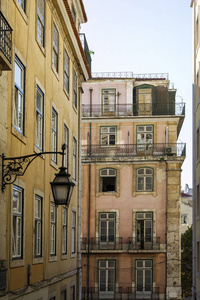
0, 0, 90, 299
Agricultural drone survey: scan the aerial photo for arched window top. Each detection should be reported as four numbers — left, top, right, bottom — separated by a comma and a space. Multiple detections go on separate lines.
137, 167, 153, 175
100, 168, 116, 177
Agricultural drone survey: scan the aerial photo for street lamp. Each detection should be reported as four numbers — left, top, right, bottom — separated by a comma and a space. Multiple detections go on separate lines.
50, 144, 75, 206
1, 144, 74, 206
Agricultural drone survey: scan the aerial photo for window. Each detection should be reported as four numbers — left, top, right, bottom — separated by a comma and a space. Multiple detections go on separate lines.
73, 137, 77, 180
72, 6, 76, 24
71, 211, 76, 254
37, 0, 45, 47
52, 22, 59, 72
99, 260, 115, 298
18, 0, 26, 12
50, 203, 56, 255
62, 207, 68, 255
136, 212, 153, 249
64, 50, 70, 94
136, 168, 153, 191
12, 186, 23, 259
61, 289, 67, 300
137, 125, 153, 151
100, 168, 116, 193
136, 260, 152, 295
181, 214, 188, 224
64, 125, 69, 170
73, 70, 77, 108
14, 56, 25, 134
100, 126, 116, 146
99, 212, 115, 243
36, 86, 44, 150
71, 285, 75, 300
51, 108, 58, 163
102, 89, 116, 114
35, 195, 42, 257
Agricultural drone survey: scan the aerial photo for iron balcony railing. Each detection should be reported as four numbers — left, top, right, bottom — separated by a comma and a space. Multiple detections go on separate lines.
82, 102, 185, 118
82, 287, 123, 300
0, 10, 12, 64
92, 72, 169, 80
81, 143, 186, 158
79, 33, 91, 71
82, 287, 160, 300
90, 237, 123, 251
127, 287, 160, 300
128, 237, 160, 251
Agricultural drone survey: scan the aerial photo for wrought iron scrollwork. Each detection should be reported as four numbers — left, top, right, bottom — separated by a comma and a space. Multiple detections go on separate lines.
2, 149, 63, 192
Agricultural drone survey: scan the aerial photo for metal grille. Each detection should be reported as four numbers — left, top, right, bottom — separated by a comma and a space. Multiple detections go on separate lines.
0, 10, 12, 63
92, 72, 168, 80
79, 33, 91, 71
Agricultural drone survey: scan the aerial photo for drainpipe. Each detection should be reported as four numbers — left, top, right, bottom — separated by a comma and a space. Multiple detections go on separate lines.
89, 88, 93, 117
87, 123, 91, 300
87, 163, 91, 300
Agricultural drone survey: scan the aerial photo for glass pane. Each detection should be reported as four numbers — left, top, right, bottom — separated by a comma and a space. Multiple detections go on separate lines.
137, 270, 143, 291
100, 270, 106, 291
100, 169, 107, 176
109, 169, 116, 176
138, 168, 144, 174
15, 61, 22, 88
109, 127, 116, 133
37, 0, 44, 23
108, 270, 115, 291
109, 135, 115, 145
101, 127, 108, 133
101, 135, 108, 145
99, 260, 106, 268
146, 168, 153, 175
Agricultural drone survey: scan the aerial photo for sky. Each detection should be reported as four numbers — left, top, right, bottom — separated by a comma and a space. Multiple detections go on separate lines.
81, 0, 192, 190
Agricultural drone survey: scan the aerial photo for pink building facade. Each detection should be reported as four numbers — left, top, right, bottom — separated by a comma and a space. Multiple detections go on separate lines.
81, 73, 185, 300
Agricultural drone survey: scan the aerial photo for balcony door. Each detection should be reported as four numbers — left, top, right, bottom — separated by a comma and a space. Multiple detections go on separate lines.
102, 89, 116, 115
137, 125, 153, 152
136, 260, 152, 298
99, 260, 115, 299
136, 212, 153, 250
99, 212, 115, 249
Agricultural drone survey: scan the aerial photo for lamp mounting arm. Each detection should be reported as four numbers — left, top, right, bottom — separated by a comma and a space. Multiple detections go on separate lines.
2, 148, 65, 192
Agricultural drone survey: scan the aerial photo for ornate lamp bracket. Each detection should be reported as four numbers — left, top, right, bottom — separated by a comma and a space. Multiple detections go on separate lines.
2, 150, 63, 192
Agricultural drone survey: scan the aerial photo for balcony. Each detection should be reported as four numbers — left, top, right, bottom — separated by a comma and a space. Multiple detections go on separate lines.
82, 287, 161, 300
82, 103, 185, 118
127, 287, 160, 300
79, 33, 91, 71
0, 10, 12, 71
82, 287, 123, 300
81, 143, 186, 159
81, 237, 163, 252
128, 237, 160, 251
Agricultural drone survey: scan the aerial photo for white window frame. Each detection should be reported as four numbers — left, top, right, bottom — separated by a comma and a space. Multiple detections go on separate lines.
64, 124, 69, 170
12, 186, 23, 259
73, 137, 77, 180
137, 125, 153, 151
35, 194, 42, 257
181, 214, 188, 224
64, 49, 70, 94
136, 168, 153, 192
136, 260, 152, 295
136, 212, 153, 245
99, 260, 115, 297
50, 203, 56, 256
100, 126, 117, 146
71, 211, 76, 254
99, 212, 116, 243
14, 56, 25, 134
102, 89, 116, 113
73, 70, 77, 109
36, 85, 44, 150
62, 207, 68, 255
52, 22, 59, 72
18, 0, 26, 12
51, 108, 58, 163
100, 168, 117, 193
37, 0, 45, 47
